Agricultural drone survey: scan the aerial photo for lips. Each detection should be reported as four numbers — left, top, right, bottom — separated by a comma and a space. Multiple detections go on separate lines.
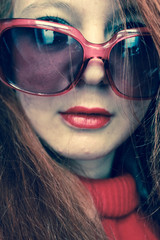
60, 106, 112, 129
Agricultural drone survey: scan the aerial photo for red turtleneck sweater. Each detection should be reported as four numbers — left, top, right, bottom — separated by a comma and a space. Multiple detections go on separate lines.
81, 174, 159, 240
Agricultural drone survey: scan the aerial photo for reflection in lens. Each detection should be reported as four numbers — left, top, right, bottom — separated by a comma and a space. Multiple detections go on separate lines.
0, 27, 84, 94
109, 35, 159, 98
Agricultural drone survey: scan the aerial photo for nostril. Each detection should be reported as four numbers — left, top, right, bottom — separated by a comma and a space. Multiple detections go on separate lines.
97, 79, 108, 88
76, 78, 86, 88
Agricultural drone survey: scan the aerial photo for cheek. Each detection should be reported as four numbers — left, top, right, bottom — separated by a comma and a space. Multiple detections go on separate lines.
117, 99, 151, 131
128, 100, 151, 119
17, 93, 56, 125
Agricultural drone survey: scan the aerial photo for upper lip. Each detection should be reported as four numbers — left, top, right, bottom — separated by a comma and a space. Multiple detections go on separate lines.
59, 106, 112, 116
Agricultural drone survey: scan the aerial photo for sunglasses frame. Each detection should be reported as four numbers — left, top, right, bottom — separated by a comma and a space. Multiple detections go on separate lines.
0, 18, 155, 99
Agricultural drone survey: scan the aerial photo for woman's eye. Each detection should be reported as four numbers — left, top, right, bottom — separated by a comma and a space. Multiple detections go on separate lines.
33, 16, 73, 48
35, 29, 70, 47
122, 37, 140, 57
38, 29, 55, 45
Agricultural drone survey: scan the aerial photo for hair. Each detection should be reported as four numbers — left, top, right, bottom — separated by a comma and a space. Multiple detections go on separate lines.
0, 0, 159, 239
132, 0, 160, 220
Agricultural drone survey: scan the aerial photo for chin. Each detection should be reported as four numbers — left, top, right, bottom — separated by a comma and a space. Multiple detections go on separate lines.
55, 147, 111, 161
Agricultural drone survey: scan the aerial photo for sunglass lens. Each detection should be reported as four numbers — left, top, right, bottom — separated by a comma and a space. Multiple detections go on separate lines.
0, 27, 83, 95
109, 35, 159, 98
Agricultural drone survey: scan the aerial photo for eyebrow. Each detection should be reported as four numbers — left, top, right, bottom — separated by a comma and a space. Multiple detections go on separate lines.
109, 3, 144, 25
21, 3, 49, 16
119, 2, 142, 19
21, 1, 81, 19
20, 1, 143, 31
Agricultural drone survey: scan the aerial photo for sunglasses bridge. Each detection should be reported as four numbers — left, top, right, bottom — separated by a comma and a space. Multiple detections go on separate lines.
82, 41, 110, 61
80, 42, 110, 80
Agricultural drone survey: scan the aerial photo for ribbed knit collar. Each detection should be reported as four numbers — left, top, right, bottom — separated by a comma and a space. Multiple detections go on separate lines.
80, 174, 139, 218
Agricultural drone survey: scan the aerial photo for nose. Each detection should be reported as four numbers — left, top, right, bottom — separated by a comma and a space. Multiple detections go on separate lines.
81, 58, 108, 85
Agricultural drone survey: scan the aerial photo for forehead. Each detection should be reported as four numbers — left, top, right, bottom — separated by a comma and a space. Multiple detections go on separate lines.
13, 0, 121, 18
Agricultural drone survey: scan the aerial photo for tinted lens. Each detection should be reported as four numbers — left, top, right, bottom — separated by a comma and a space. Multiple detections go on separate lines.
0, 27, 83, 94
109, 35, 159, 98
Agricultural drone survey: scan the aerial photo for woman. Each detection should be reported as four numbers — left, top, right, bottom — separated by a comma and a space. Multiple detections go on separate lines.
0, 0, 159, 239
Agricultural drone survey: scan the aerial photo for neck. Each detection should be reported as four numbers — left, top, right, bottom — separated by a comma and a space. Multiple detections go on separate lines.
71, 151, 115, 179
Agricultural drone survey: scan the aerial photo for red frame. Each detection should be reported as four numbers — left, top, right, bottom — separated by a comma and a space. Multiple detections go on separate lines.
0, 18, 151, 99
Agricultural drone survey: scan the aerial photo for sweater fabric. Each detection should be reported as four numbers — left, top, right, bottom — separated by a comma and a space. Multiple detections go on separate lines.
80, 174, 159, 240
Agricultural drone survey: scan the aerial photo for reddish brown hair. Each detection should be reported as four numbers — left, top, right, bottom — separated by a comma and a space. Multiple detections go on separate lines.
135, 0, 160, 218
0, 0, 160, 239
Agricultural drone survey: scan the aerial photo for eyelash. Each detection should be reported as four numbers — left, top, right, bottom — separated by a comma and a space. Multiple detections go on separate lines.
113, 22, 145, 34
38, 16, 71, 26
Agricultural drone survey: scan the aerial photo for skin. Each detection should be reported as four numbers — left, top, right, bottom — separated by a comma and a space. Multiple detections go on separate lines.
13, 0, 151, 179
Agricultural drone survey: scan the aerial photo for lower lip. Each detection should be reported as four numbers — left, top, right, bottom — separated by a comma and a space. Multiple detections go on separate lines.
61, 114, 110, 129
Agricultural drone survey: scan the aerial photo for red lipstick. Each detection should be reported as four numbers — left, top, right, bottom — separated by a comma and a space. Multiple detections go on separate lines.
60, 106, 112, 129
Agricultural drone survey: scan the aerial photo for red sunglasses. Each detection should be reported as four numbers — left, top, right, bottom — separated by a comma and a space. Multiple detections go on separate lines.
0, 18, 159, 99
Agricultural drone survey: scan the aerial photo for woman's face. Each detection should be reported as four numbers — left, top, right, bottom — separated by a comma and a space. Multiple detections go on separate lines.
13, 0, 150, 161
